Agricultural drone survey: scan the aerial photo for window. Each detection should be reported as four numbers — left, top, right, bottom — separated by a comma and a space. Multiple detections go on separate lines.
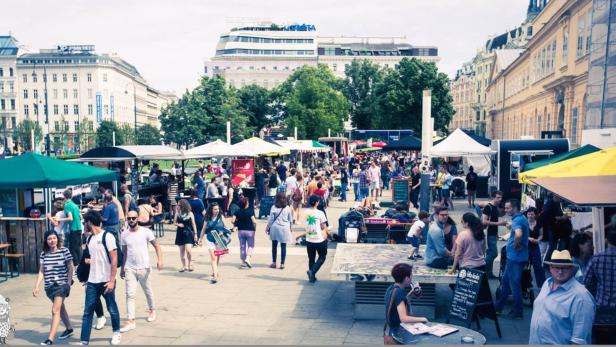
577, 16, 585, 58
73, 89, 78, 98
562, 29, 569, 66
87, 73, 92, 82
73, 105, 79, 115
10, 99, 14, 110
0, 82, 3, 92
53, 89, 58, 98
537, 113, 542, 136
74, 121, 80, 131
88, 89, 93, 99
0, 68, 2, 77
53, 104, 59, 115
32, 74, 37, 83
0, 100, 4, 110
586, 12, 592, 53
104, 105, 108, 115
22, 74, 27, 83
52, 74, 58, 82
8, 82, 13, 93
54, 121, 59, 132
23, 89, 28, 99
63, 121, 69, 131
33, 89, 38, 99
571, 107, 579, 143
63, 89, 68, 99
63, 105, 68, 115
88, 104, 93, 115
9, 68, 13, 77
72, 73, 77, 82
62, 73, 67, 82
332, 63, 337, 72
103, 74, 108, 82
24, 104, 29, 116
33, 104, 38, 116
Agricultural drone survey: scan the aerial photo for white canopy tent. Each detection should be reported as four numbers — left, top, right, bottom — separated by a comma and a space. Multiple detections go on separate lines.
430, 128, 494, 157
276, 140, 330, 153
232, 137, 290, 157
184, 139, 254, 158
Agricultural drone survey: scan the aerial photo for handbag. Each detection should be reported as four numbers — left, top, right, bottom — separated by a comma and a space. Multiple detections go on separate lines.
383, 286, 402, 345
266, 208, 285, 233
76, 236, 92, 283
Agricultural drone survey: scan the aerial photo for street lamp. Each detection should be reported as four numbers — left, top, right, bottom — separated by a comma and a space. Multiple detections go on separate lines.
32, 61, 50, 156
125, 82, 137, 136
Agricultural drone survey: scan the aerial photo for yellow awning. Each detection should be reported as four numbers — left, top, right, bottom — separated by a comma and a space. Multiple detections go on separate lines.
232, 137, 290, 157
519, 147, 616, 185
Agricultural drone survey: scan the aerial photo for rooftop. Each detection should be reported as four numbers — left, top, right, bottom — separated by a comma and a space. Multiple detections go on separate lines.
0, 35, 19, 56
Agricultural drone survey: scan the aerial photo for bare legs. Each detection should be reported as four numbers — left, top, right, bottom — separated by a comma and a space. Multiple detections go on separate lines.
48, 296, 72, 341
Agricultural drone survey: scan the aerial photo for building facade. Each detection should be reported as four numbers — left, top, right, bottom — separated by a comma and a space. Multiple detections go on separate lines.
0, 39, 175, 153
486, 0, 593, 145
205, 22, 440, 89
449, 62, 476, 130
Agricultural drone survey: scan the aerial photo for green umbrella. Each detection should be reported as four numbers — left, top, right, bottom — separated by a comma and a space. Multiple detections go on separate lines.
522, 144, 600, 172
0, 152, 117, 189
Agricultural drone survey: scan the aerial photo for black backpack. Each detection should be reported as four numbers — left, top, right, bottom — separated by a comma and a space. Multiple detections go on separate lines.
102, 230, 124, 268
77, 231, 124, 283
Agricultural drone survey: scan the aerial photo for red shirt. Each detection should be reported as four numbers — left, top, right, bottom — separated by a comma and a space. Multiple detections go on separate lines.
313, 189, 326, 197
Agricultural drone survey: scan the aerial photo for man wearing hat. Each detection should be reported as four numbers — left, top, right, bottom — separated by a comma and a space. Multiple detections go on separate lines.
529, 249, 596, 345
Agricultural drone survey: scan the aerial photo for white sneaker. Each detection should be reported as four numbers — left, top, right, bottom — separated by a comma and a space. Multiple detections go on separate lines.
119, 321, 136, 333
69, 342, 88, 346
146, 311, 156, 322
111, 332, 122, 345
94, 316, 106, 330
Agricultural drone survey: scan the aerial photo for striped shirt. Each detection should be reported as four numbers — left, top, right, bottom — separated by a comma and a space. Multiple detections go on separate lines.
39, 247, 72, 289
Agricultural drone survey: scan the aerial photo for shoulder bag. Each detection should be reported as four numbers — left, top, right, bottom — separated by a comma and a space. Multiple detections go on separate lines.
383, 286, 403, 345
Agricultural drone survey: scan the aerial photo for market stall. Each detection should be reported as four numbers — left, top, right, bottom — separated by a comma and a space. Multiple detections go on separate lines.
184, 139, 253, 158
232, 137, 290, 157
382, 136, 422, 151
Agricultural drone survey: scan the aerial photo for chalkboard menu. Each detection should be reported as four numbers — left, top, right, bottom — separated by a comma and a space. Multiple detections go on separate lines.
391, 178, 410, 203
447, 267, 501, 337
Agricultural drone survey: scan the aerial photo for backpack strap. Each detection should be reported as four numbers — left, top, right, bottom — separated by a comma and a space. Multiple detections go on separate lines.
383, 286, 398, 337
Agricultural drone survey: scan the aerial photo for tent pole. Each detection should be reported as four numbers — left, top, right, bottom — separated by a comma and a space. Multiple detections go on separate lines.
592, 207, 605, 254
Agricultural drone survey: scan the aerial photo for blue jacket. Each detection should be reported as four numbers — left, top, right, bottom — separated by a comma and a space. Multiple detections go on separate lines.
425, 221, 448, 265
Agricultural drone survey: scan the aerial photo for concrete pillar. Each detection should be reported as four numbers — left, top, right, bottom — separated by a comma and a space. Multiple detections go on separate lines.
421, 90, 433, 157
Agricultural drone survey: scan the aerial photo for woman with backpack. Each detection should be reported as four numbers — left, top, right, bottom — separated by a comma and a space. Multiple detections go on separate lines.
291, 173, 304, 223
33, 230, 75, 345
267, 192, 294, 269
174, 199, 197, 273
199, 202, 227, 284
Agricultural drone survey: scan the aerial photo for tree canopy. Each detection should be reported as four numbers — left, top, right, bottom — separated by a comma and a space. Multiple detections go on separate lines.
96, 120, 123, 147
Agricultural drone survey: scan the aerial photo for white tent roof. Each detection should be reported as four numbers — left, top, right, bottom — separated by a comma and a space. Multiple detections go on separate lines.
232, 137, 290, 157
184, 139, 254, 158
430, 128, 494, 157
276, 140, 330, 153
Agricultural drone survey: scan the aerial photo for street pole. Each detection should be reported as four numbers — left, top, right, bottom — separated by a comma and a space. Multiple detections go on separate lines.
43, 64, 50, 156
133, 84, 137, 138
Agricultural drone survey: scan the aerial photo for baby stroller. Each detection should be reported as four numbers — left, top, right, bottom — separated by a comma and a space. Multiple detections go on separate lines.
495, 246, 535, 305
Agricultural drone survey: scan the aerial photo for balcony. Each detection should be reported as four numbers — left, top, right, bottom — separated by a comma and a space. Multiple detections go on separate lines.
471, 101, 484, 110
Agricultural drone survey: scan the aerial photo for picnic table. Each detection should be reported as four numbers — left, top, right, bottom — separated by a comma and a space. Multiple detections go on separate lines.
331, 243, 456, 319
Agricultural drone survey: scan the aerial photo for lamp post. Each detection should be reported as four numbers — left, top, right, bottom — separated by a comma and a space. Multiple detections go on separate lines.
125, 82, 137, 139
32, 62, 50, 155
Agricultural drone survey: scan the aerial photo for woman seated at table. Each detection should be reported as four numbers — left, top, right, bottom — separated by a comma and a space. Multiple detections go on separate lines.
450, 213, 486, 273
384, 263, 428, 340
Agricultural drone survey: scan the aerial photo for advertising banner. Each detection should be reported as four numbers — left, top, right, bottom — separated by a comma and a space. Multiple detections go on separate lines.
231, 159, 254, 187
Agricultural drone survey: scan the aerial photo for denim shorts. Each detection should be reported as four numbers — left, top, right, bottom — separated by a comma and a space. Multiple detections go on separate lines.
406, 236, 420, 248
45, 283, 70, 301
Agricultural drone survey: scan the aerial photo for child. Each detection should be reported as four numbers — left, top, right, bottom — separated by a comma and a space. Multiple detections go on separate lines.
407, 211, 429, 260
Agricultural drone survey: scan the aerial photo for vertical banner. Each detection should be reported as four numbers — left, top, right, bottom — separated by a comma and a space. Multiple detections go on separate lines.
110, 95, 115, 121
96, 93, 102, 123
231, 159, 255, 186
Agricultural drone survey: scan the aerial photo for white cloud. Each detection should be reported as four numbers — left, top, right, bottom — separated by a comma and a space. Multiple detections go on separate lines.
1, 0, 529, 95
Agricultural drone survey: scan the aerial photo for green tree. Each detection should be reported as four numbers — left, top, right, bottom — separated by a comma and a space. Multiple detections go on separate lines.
237, 84, 272, 134
136, 124, 161, 145
373, 58, 454, 132
273, 65, 349, 139
12, 118, 43, 152
160, 76, 250, 148
96, 120, 123, 147
342, 59, 384, 129
76, 118, 95, 152
118, 123, 135, 145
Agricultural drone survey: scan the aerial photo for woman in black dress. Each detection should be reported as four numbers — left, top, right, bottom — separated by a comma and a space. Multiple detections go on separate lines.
174, 199, 197, 272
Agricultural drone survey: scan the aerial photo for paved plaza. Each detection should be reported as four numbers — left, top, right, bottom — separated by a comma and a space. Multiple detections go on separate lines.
1, 197, 533, 345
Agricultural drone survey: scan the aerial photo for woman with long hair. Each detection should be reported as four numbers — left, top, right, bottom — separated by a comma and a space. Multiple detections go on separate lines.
231, 196, 257, 268
526, 207, 546, 287
384, 263, 428, 342
174, 199, 197, 272
267, 192, 294, 269
570, 231, 593, 282
33, 230, 75, 345
199, 202, 226, 284
290, 173, 304, 223
451, 213, 486, 272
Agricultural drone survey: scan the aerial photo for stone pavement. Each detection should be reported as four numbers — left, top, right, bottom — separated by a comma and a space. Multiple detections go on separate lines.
1, 193, 533, 345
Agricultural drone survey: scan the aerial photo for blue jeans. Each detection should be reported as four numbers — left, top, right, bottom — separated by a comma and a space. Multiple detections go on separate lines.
272, 240, 287, 264
340, 182, 348, 201
486, 235, 498, 276
360, 187, 369, 200
238, 229, 255, 262
382, 175, 390, 190
529, 245, 546, 287
496, 260, 525, 315
352, 183, 359, 201
81, 282, 121, 342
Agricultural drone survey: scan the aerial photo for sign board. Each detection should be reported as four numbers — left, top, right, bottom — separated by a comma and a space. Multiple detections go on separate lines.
96, 93, 102, 123
231, 159, 254, 186
391, 178, 410, 203
447, 267, 501, 337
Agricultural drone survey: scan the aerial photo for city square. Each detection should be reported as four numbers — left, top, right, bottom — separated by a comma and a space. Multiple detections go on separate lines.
1, 0, 616, 346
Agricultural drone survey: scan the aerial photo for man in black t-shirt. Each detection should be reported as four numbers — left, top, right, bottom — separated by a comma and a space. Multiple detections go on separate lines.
339, 168, 349, 202
410, 166, 421, 208
482, 190, 506, 277
465, 166, 478, 208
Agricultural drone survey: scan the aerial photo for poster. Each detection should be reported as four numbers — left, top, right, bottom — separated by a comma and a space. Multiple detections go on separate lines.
231, 159, 254, 187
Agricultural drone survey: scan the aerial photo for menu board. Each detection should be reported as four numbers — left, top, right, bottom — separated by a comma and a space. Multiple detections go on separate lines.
448, 268, 483, 324
391, 178, 410, 203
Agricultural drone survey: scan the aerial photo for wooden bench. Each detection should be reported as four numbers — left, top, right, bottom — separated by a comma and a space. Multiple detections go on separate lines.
0, 253, 25, 278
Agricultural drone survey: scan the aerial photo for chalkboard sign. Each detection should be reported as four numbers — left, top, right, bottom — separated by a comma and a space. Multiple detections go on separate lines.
391, 178, 410, 203
447, 267, 501, 338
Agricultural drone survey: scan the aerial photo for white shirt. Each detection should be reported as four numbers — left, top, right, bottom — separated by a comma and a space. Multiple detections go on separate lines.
304, 209, 328, 243
54, 211, 68, 235
87, 230, 117, 283
121, 226, 156, 270
407, 220, 425, 238
285, 176, 298, 196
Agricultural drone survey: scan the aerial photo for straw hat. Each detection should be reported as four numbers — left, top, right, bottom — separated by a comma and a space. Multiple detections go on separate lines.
544, 250, 578, 267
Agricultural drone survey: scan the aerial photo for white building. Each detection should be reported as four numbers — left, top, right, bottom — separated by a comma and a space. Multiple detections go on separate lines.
0, 36, 20, 147
205, 23, 440, 89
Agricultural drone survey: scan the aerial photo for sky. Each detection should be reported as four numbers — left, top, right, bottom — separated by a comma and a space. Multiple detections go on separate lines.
1, 0, 529, 96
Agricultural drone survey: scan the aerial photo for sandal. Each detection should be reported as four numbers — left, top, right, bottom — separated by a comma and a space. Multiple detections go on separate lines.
269, 263, 276, 269
179, 267, 186, 273
188, 265, 194, 272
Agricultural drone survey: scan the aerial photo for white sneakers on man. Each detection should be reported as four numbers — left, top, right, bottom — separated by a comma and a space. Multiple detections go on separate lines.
94, 316, 106, 330
111, 332, 122, 345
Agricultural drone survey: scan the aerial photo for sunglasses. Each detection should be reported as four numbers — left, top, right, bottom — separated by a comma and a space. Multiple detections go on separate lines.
127, 217, 138, 221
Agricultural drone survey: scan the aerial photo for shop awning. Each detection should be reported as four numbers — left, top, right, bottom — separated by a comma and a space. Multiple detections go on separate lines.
519, 147, 616, 185
522, 144, 600, 172
0, 152, 117, 189
531, 176, 616, 207
430, 128, 494, 157
383, 136, 422, 151
184, 139, 253, 158
77, 145, 185, 162
232, 137, 290, 157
